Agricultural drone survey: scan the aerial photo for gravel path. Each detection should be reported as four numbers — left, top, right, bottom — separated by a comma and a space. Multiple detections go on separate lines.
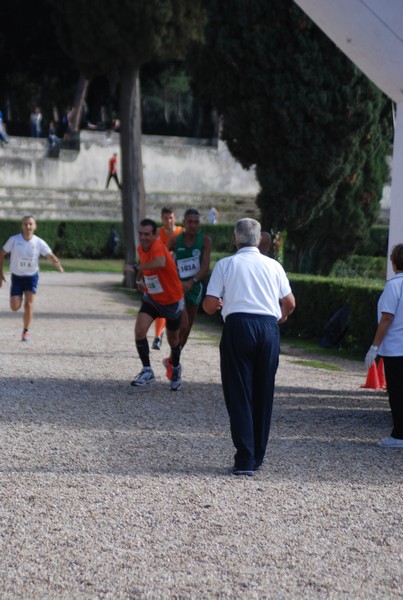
0, 272, 401, 599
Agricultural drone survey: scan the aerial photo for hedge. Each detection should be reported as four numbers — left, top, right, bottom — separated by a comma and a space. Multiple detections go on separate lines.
281, 274, 383, 353
1, 219, 384, 352
0, 220, 236, 259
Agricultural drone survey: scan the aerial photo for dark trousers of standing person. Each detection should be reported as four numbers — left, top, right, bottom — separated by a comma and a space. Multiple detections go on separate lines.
220, 313, 280, 471
106, 173, 121, 189
383, 356, 403, 439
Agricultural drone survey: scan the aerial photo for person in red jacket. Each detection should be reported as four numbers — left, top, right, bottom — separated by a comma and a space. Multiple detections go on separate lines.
105, 153, 121, 189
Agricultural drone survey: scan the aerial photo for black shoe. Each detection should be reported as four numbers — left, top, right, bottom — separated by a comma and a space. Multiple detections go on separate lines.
152, 336, 162, 350
230, 466, 254, 477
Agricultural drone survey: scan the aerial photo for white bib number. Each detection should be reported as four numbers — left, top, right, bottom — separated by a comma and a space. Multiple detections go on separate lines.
144, 274, 163, 294
177, 256, 200, 279
19, 258, 34, 270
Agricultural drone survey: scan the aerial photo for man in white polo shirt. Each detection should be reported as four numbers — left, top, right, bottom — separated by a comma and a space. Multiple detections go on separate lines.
0, 215, 64, 342
203, 218, 295, 476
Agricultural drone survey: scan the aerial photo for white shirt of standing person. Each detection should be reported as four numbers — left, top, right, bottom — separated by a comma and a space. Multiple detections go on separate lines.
206, 246, 292, 321
3, 234, 52, 276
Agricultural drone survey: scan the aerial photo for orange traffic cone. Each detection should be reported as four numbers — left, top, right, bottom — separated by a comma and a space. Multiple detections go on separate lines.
360, 362, 381, 389
377, 358, 387, 389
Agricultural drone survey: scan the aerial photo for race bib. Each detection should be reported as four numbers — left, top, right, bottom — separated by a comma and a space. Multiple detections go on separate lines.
144, 274, 164, 294
177, 255, 200, 279
19, 258, 34, 270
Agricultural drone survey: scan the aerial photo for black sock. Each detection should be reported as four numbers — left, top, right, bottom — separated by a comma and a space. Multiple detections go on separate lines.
135, 338, 151, 367
170, 344, 181, 368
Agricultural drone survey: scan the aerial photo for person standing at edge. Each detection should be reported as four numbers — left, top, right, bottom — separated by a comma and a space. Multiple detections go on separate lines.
0, 215, 64, 342
124, 219, 184, 391
163, 208, 212, 379
203, 218, 295, 476
365, 243, 403, 448
152, 206, 183, 351
258, 231, 273, 256
105, 152, 121, 189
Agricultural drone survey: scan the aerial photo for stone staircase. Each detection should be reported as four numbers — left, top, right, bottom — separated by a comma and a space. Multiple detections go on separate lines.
0, 185, 259, 223
0, 134, 260, 223
0, 186, 122, 221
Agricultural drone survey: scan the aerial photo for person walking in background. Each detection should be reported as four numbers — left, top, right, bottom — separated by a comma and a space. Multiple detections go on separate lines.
0, 215, 64, 342
0, 111, 9, 146
152, 206, 183, 351
47, 121, 60, 148
30, 106, 42, 138
124, 219, 184, 391
365, 243, 403, 448
203, 218, 295, 476
208, 205, 219, 224
258, 231, 273, 256
105, 153, 121, 189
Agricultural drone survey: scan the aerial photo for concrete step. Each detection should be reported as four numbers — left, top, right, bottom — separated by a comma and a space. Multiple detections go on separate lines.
0, 186, 258, 223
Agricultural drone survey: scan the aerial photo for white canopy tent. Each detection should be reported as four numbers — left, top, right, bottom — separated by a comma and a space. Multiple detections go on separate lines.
293, 0, 403, 278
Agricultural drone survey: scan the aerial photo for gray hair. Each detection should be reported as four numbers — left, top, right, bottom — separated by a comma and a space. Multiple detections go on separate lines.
234, 218, 261, 246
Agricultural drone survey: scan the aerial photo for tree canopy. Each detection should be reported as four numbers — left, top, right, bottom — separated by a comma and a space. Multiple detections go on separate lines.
189, 0, 392, 273
51, 0, 205, 282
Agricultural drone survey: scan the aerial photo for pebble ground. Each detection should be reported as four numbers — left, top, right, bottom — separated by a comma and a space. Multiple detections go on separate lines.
0, 272, 401, 599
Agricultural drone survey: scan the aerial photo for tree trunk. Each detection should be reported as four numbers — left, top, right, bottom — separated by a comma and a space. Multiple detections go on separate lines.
119, 63, 146, 288
71, 72, 89, 132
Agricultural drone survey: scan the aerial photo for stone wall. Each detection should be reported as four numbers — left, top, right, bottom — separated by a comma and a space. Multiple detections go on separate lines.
0, 132, 260, 223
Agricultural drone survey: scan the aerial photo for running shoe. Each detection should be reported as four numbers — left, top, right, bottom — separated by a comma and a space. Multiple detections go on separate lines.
170, 364, 182, 391
162, 357, 173, 380
230, 466, 254, 477
21, 331, 30, 342
152, 336, 162, 350
130, 367, 155, 387
377, 436, 403, 448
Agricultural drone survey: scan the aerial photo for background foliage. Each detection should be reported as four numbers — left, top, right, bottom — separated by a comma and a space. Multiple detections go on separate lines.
188, 0, 392, 274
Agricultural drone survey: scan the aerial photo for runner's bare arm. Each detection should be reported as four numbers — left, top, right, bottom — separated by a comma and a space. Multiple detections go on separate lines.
47, 252, 64, 272
137, 256, 166, 271
167, 237, 177, 252
0, 248, 8, 284
195, 235, 212, 282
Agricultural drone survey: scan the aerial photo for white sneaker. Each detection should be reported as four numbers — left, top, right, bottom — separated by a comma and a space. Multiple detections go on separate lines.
377, 436, 403, 448
131, 367, 155, 387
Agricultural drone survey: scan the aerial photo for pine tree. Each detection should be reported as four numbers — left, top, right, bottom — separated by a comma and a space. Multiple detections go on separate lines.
189, 0, 391, 272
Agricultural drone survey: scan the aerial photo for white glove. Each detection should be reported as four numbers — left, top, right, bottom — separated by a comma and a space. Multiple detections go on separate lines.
365, 345, 378, 370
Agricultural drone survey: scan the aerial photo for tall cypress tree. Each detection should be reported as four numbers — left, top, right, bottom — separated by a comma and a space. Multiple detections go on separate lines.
189, 0, 391, 273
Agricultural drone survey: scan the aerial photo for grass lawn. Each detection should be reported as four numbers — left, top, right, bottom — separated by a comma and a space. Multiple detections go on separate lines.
39, 258, 124, 273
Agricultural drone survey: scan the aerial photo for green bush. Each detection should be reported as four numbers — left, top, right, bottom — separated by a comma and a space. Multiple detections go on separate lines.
281, 274, 383, 352
197, 224, 235, 252
0, 220, 125, 259
0, 220, 61, 251
330, 255, 386, 280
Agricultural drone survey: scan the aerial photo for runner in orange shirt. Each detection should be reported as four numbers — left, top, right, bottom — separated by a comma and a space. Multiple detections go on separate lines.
152, 206, 183, 351
124, 218, 184, 391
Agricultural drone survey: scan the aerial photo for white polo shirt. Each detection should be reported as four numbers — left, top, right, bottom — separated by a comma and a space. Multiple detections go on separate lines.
377, 273, 403, 356
3, 234, 52, 276
206, 246, 292, 321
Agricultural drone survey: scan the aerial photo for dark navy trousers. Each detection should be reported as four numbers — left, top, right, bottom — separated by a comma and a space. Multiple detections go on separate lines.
220, 313, 280, 470
383, 356, 403, 439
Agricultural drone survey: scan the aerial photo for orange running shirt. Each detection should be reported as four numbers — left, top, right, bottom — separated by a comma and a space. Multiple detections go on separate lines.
158, 225, 183, 246
138, 238, 183, 305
